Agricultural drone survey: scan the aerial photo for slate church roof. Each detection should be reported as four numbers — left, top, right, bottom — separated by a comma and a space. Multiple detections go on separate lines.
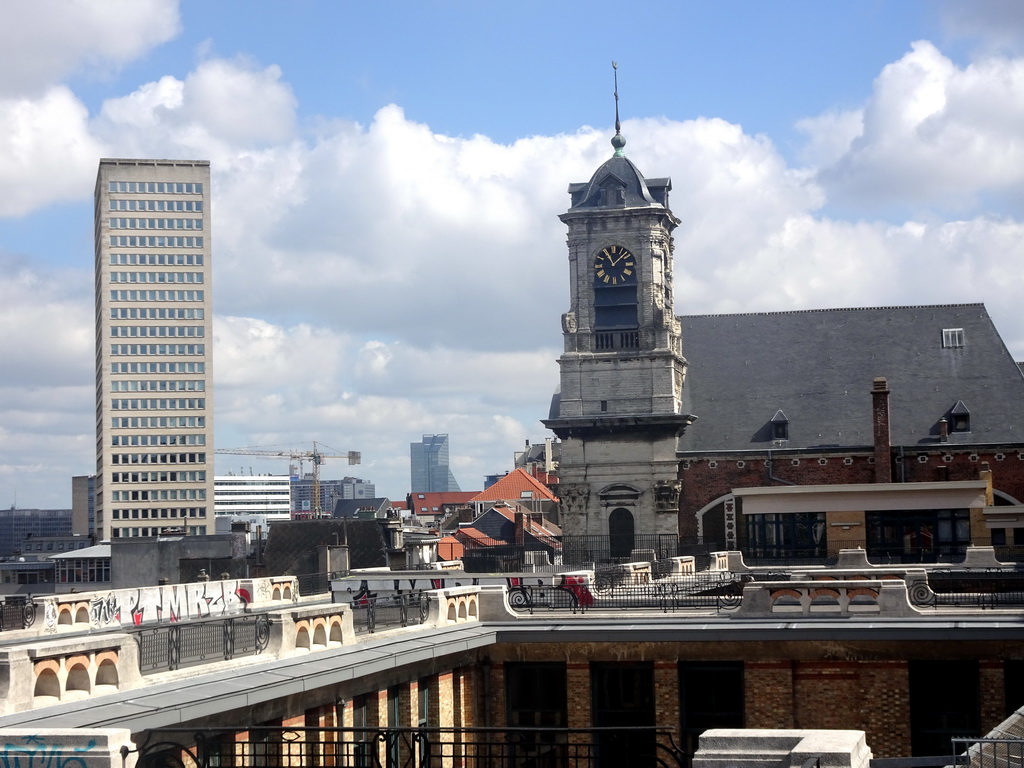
677, 303, 1024, 454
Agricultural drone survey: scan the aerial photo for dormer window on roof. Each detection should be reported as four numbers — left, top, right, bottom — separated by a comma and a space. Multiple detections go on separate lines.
942, 328, 965, 348
950, 400, 971, 433
771, 410, 789, 441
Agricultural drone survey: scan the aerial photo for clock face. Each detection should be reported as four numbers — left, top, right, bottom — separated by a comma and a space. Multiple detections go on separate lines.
593, 245, 636, 285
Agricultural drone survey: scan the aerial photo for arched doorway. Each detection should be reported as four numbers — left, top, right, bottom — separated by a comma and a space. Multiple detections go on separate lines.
609, 508, 635, 559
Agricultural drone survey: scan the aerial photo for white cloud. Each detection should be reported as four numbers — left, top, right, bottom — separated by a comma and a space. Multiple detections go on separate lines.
810, 42, 1024, 210
94, 58, 299, 155
0, 0, 181, 97
7, 38, 1024, 508
0, 87, 106, 216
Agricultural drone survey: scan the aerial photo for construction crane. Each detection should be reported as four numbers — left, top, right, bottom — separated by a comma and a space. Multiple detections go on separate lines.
215, 442, 361, 518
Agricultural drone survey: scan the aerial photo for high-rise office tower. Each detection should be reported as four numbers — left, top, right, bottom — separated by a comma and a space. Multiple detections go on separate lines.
94, 159, 214, 540
410, 434, 461, 493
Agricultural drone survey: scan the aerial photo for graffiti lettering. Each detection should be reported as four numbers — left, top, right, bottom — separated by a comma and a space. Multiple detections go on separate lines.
0, 735, 96, 768
89, 593, 120, 627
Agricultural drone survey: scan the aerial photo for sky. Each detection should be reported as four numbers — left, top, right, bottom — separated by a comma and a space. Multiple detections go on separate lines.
3, 0, 1024, 509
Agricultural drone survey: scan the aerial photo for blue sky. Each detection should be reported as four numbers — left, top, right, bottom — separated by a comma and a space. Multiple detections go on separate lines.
2, 0, 1024, 509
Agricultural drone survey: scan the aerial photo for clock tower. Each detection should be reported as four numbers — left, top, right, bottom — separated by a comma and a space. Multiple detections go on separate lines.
544, 122, 694, 553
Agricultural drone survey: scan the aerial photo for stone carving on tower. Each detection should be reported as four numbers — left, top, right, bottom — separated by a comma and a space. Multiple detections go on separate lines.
544, 75, 694, 549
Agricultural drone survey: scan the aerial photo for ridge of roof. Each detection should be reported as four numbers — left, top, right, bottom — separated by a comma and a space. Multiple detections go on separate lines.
680, 302, 986, 320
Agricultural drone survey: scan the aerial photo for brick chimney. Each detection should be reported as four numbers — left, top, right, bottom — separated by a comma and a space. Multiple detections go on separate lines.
872, 377, 892, 483
515, 511, 526, 546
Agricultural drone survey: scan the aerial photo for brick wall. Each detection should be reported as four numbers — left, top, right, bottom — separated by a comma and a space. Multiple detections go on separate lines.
654, 661, 680, 733
679, 447, 1024, 541
745, 661, 795, 729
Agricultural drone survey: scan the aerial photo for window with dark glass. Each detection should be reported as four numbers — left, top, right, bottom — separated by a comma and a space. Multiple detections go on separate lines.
909, 660, 979, 756
591, 662, 655, 768
679, 663, 745, 760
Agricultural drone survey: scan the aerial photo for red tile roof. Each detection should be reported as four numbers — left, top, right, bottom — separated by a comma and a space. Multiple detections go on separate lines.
470, 469, 558, 504
409, 491, 478, 516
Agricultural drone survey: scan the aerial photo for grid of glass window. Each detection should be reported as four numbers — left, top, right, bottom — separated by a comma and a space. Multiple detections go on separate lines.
109, 199, 203, 212
110, 271, 203, 283
112, 506, 205, 519
111, 471, 206, 483
111, 308, 204, 319
110, 326, 204, 338
108, 181, 202, 194
111, 452, 206, 464
110, 345, 205, 356
110, 416, 206, 428
112, 433, 205, 446
110, 397, 206, 409
110, 290, 204, 301
110, 254, 204, 266
110, 362, 205, 374
110, 217, 202, 230
109, 235, 203, 247
111, 380, 205, 392
56, 559, 111, 583
110, 489, 206, 501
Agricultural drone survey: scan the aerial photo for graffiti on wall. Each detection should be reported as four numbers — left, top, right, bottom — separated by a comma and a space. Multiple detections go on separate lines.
36, 577, 280, 632
0, 734, 96, 768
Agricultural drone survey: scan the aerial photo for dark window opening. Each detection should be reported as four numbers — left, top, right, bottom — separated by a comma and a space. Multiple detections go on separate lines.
608, 508, 636, 559
909, 660, 979, 757
741, 512, 826, 561
592, 663, 655, 768
866, 509, 971, 563
679, 663, 745, 761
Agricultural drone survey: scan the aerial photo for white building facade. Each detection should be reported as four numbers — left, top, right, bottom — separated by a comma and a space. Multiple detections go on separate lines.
93, 159, 214, 540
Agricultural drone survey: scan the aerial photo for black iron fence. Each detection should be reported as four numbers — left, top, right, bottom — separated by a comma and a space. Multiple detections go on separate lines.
133, 613, 271, 673
909, 571, 1024, 609
736, 539, 973, 568
130, 725, 687, 768
460, 536, 718, 573
350, 592, 429, 635
0, 595, 36, 632
507, 572, 746, 614
950, 737, 1024, 768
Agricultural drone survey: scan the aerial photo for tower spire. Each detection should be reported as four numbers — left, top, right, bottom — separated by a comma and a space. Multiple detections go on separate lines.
611, 61, 626, 157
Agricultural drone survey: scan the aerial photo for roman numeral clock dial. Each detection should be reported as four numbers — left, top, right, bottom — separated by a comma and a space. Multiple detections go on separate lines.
593, 245, 635, 284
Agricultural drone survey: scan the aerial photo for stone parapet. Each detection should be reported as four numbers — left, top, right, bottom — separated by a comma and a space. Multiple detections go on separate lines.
0, 729, 136, 768
693, 728, 872, 768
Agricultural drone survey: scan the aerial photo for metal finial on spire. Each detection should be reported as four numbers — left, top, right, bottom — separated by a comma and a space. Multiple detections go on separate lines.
611, 61, 626, 156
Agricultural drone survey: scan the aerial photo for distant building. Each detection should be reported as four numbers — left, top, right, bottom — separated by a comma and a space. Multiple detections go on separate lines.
93, 159, 214, 540
71, 475, 95, 536
214, 475, 291, 518
0, 508, 73, 559
410, 434, 461, 493
291, 476, 376, 514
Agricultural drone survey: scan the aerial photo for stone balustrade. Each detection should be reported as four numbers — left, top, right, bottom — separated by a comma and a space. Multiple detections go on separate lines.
731, 578, 918, 617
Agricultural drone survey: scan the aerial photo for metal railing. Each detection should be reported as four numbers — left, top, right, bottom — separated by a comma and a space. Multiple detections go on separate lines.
133, 613, 271, 673
909, 571, 1024, 609
0, 596, 37, 632
507, 572, 745, 614
736, 540, 973, 568
350, 592, 429, 635
951, 737, 1024, 768
129, 725, 687, 768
